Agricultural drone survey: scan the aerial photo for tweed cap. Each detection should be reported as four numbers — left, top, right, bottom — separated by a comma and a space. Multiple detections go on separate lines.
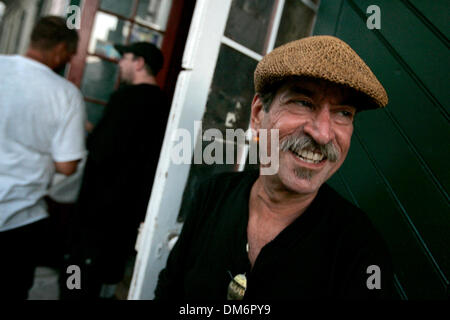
254, 35, 388, 109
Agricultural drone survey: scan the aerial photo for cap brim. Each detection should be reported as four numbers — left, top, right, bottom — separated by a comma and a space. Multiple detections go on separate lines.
113, 44, 129, 55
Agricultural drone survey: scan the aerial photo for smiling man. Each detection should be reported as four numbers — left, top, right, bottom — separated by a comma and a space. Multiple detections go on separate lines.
155, 36, 394, 300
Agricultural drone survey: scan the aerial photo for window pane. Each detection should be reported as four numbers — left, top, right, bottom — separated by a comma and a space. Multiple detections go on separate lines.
224, 0, 276, 54
130, 24, 163, 47
202, 44, 258, 136
274, 0, 316, 48
136, 0, 173, 31
0, 2, 5, 23
176, 45, 258, 222
81, 57, 119, 102
86, 101, 106, 127
89, 12, 131, 59
100, 0, 134, 17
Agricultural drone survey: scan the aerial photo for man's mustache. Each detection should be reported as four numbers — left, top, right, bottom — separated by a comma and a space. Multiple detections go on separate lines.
279, 131, 340, 162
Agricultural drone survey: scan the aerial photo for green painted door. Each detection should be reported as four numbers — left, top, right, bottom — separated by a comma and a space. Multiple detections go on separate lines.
315, 0, 449, 300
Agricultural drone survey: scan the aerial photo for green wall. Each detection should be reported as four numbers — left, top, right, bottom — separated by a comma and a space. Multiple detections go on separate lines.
315, 0, 449, 300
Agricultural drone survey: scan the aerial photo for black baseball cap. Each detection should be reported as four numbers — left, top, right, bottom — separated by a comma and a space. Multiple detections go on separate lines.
114, 42, 164, 75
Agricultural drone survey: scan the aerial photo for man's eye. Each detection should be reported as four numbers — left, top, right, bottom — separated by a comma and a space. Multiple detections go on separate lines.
295, 100, 313, 108
340, 110, 354, 117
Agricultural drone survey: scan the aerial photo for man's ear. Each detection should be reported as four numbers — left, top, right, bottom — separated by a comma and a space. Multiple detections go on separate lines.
134, 56, 146, 71
50, 42, 66, 67
250, 94, 265, 131
55, 42, 68, 55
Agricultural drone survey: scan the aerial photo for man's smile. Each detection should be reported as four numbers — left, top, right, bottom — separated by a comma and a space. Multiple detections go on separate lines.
286, 148, 328, 169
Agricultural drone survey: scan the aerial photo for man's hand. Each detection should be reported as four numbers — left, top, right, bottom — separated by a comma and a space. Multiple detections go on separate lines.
85, 121, 94, 133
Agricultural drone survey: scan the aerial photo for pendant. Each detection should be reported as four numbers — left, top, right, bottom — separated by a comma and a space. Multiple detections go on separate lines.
227, 273, 247, 300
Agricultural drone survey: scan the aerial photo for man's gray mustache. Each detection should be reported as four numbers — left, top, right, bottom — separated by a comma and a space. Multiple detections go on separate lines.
279, 133, 340, 162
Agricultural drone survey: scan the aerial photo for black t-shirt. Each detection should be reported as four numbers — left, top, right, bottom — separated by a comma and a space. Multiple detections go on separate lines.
76, 84, 169, 260
83, 83, 168, 215
155, 170, 395, 300
87, 83, 168, 170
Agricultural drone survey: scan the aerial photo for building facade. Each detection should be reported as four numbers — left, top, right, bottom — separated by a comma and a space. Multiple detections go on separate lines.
0, 0, 448, 300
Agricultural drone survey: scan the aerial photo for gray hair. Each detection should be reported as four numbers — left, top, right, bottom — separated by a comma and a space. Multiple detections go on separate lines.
259, 90, 276, 112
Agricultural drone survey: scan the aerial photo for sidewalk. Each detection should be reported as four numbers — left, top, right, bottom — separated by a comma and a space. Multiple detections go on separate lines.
28, 263, 133, 300
28, 267, 59, 300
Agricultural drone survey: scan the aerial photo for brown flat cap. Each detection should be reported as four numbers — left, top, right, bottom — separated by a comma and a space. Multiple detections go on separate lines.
254, 35, 388, 109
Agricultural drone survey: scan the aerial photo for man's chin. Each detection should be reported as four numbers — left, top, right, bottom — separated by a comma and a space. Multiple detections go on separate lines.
277, 167, 322, 195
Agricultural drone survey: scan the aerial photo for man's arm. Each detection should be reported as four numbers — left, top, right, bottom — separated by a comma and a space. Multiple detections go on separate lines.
154, 200, 202, 300
338, 223, 396, 299
85, 120, 94, 133
54, 159, 80, 176
51, 90, 87, 168
154, 178, 213, 300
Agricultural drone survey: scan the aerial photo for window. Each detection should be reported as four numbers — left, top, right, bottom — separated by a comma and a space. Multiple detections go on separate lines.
78, 0, 173, 126
0, 2, 5, 24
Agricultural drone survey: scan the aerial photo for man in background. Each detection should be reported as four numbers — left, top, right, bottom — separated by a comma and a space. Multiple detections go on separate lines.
63, 42, 170, 299
0, 16, 86, 300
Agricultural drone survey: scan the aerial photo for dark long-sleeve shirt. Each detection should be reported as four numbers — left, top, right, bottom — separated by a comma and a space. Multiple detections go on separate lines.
73, 84, 169, 282
155, 170, 394, 300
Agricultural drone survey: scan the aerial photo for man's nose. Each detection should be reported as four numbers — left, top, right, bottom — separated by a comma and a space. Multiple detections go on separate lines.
303, 107, 334, 145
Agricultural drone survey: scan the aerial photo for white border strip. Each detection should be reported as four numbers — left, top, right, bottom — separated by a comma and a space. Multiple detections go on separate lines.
310, 0, 321, 36
221, 36, 263, 61
129, 0, 234, 300
182, 0, 209, 69
301, 0, 319, 13
266, 0, 285, 53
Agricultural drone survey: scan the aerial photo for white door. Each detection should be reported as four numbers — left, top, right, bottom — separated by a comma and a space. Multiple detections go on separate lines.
128, 0, 320, 300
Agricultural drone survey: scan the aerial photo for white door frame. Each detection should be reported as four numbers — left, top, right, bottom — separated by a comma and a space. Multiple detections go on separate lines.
128, 0, 234, 300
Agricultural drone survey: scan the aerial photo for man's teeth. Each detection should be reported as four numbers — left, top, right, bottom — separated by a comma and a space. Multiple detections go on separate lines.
291, 148, 324, 163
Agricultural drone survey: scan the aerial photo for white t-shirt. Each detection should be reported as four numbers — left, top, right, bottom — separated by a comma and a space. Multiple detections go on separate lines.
0, 55, 87, 231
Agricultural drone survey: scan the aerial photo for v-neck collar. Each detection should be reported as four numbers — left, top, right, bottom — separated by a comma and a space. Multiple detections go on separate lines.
221, 170, 331, 300
233, 171, 329, 272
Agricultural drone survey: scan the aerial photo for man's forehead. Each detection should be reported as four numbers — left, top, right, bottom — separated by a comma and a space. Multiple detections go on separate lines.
282, 78, 351, 95
279, 78, 353, 100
